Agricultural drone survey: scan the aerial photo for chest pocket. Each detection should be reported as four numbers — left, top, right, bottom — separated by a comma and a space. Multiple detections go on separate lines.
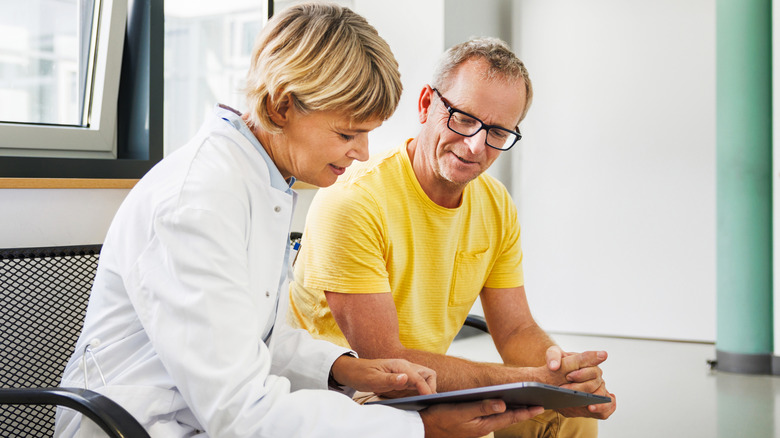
448, 248, 491, 307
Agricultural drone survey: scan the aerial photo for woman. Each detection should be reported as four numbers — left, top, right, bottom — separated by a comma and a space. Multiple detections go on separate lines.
55, 3, 541, 437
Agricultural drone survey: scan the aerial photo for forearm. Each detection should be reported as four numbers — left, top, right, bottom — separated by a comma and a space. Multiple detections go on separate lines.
495, 324, 556, 367
383, 346, 538, 392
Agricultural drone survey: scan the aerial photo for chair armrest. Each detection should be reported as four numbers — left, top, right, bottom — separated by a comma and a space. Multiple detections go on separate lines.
0, 387, 150, 438
464, 314, 489, 333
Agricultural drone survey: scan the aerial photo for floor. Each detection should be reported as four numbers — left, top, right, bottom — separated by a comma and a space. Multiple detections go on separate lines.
447, 332, 780, 438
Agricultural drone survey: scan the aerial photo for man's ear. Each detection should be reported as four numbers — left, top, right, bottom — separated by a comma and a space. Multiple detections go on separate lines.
417, 86, 433, 124
267, 93, 293, 127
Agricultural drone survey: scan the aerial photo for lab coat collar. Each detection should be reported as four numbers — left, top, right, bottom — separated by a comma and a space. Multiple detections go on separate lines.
214, 104, 295, 193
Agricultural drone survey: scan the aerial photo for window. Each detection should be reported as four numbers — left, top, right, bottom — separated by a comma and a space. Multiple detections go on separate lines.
0, 0, 126, 159
164, 0, 267, 155
0, 0, 163, 179
0, 0, 332, 179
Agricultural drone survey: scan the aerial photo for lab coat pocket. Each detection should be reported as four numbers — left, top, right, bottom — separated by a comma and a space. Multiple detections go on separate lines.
448, 248, 490, 307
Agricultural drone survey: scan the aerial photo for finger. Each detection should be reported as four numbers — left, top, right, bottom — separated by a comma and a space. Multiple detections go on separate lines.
427, 399, 507, 417
560, 350, 607, 374
561, 378, 603, 394
445, 399, 507, 419
481, 399, 507, 416
402, 369, 435, 395
588, 392, 617, 418
556, 406, 593, 418
580, 384, 616, 418
381, 372, 408, 392
565, 364, 603, 383
562, 375, 606, 395
477, 406, 545, 433
422, 368, 437, 394
562, 368, 604, 394
546, 346, 565, 371
586, 405, 614, 419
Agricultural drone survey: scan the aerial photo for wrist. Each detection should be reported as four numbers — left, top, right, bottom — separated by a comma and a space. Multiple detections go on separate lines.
328, 369, 342, 388
329, 353, 355, 388
515, 365, 544, 384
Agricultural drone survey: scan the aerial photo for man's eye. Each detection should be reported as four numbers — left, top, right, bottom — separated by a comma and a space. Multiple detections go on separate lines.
491, 130, 509, 141
452, 113, 478, 126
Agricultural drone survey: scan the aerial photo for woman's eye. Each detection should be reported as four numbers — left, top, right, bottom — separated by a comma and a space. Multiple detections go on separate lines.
339, 133, 355, 141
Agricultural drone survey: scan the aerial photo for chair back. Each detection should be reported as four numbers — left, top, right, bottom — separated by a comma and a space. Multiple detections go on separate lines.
0, 245, 101, 435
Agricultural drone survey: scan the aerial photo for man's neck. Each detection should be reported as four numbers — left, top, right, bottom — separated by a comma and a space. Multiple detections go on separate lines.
406, 139, 465, 209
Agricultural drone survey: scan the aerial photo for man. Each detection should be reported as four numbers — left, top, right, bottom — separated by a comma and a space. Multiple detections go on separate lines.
289, 37, 616, 437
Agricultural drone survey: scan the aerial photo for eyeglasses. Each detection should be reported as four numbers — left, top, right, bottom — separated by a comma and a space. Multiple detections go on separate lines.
432, 88, 522, 151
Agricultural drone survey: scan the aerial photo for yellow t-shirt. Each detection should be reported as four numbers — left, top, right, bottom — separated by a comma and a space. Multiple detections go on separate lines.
289, 142, 523, 354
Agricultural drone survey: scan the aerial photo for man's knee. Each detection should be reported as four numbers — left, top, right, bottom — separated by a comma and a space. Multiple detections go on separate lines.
558, 415, 598, 438
494, 410, 598, 438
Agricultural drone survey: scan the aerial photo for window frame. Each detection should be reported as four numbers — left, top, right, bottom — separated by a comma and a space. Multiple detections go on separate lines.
0, 0, 164, 179
0, 0, 125, 159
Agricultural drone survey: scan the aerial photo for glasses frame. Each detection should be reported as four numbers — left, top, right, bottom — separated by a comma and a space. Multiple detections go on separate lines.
431, 88, 522, 151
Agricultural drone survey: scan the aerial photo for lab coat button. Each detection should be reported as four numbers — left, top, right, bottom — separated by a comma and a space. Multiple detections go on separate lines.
273, 206, 281, 213
265, 291, 270, 297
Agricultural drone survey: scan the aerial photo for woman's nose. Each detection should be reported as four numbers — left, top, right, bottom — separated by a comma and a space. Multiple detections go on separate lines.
348, 136, 370, 162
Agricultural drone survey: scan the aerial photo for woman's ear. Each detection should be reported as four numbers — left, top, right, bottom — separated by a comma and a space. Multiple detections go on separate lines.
267, 93, 293, 127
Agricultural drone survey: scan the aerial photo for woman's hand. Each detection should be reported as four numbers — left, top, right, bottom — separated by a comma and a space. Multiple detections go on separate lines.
420, 400, 545, 438
330, 355, 437, 395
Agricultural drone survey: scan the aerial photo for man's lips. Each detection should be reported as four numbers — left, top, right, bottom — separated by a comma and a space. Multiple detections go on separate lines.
451, 151, 478, 165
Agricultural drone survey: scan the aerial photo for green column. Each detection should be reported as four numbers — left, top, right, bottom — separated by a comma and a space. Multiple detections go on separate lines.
716, 0, 773, 374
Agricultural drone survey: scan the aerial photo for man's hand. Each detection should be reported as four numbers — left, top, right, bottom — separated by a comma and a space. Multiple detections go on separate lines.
543, 346, 605, 391
543, 346, 617, 419
330, 355, 437, 395
557, 382, 617, 419
420, 400, 545, 438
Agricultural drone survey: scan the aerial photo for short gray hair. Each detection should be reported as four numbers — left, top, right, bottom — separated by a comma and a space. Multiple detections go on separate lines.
431, 37, 533, 121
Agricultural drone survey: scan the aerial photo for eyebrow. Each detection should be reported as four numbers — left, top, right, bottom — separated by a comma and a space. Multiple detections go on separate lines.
336, 126, 373, 134
437, 90, 519, 132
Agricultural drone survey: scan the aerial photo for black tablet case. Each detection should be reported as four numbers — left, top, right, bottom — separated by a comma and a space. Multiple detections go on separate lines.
365, 381, 611, 411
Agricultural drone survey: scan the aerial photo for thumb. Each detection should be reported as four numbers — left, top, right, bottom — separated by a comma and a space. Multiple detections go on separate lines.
481, 399, 507, 416
546, 346, 564, 371
386, 372, 409, 390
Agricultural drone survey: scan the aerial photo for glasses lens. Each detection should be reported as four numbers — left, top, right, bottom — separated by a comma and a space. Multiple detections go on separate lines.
486, 127, 520, 150
448, 111, 482, 136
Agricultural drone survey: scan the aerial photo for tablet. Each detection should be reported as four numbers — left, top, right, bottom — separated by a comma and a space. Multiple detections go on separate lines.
365, 382, 611, 411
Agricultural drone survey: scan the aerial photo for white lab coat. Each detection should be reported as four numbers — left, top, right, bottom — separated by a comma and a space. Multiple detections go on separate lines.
54, 108, 424, 437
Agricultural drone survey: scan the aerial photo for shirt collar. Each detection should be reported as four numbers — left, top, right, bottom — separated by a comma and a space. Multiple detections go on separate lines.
214, 104, 295, 192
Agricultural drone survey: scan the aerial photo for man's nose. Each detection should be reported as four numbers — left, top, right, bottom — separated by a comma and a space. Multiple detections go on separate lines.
464, 128, 488, 155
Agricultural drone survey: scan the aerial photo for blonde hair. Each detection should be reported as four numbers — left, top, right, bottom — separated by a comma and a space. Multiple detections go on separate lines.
432, 37, 533, 122
244, 2, 402, 133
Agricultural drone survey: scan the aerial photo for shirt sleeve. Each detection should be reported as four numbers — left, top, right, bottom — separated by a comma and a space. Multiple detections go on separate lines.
298, 182, 392, 295
269, 273, 357, 394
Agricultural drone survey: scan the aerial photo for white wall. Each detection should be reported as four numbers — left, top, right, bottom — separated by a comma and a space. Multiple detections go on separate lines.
357, 0, 718, 342
0, 189, 129, 248
1, 0, 719, 343
354, 0, 445, 153
513, 0, 716, 341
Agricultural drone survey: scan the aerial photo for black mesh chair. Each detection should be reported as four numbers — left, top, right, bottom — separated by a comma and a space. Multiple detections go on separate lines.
0, 245, 149, 437
453, 314, 490, 342
464, 314, 488, 333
